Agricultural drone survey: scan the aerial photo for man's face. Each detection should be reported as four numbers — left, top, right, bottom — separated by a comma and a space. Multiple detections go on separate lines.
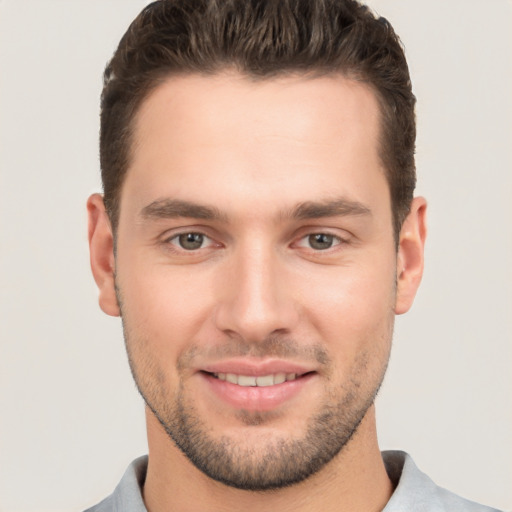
101, 73, 409, 489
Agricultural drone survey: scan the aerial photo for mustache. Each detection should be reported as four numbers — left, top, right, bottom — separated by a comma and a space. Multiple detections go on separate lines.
178, 334, 330, 369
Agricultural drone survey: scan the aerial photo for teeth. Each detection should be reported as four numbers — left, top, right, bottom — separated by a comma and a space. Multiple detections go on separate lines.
225, 373, 237, 384
238, 375, 257, 386
213, 372, 298, 386
255, 375, 274, 387
274, 372, 286, 384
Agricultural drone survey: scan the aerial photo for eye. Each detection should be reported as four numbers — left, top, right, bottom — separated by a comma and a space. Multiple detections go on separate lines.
296, 233, 342, 251
169, 232, 211, 251
308, 233, 337, 250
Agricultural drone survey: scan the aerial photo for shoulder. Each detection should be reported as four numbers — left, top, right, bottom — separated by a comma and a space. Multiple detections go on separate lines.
83, 455, 148, 512
382, 450, 503, 512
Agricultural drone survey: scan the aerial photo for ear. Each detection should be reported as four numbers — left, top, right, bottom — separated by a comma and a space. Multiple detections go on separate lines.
395, 196, 427, 315
87, 193, 120, 317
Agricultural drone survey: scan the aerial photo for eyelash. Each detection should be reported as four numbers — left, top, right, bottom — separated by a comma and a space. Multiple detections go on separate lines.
165, 232, 216, 251
163, 230, 348, 253
294, 233, 345, 251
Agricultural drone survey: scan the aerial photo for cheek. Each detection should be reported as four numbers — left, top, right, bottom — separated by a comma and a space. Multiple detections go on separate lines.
299, 255, 396, 355
115, 256, 216, 360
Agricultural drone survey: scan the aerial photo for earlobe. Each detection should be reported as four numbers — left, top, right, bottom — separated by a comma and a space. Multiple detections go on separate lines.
87, 193, 120, 317
395, 197, 427, 315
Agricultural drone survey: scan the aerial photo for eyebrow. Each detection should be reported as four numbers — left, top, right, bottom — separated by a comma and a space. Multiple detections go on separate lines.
290, 198, 372, 220
139, 197, 371, 223
140, 199, 227, 222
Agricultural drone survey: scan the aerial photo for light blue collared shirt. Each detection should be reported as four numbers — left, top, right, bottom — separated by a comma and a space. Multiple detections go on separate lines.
84, 451, 503, 512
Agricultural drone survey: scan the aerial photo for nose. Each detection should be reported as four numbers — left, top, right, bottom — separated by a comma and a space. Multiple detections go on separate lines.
213, 243, 299, 343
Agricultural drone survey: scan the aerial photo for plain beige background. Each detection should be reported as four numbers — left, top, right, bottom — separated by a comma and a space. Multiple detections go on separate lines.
0, 1, 511, 511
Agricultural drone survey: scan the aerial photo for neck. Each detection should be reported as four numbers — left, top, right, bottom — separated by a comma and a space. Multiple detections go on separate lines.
142, 406, 393, 512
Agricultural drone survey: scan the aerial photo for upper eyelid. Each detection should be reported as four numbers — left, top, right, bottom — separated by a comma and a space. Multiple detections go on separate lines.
162, 232, 218, 254
294, 233, 344, 246
159, 227, 351, 246
166, 231, 213, 244
292, 226, 352, 240
161, 226, 215, 240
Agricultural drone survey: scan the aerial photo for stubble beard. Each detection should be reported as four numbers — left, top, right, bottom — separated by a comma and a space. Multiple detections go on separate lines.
150, 376, 383, 491
122, 329, 389, 491
116, 276, 392, 491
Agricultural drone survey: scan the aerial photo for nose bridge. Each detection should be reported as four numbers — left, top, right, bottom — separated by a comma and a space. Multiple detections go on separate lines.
214, 236, 296, 341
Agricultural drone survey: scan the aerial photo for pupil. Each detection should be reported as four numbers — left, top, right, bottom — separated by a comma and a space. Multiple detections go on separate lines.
179, 233, 203, 250
309, 233, 333, 250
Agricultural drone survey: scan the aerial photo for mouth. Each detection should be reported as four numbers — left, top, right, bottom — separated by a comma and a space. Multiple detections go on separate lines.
209, 371, 304, 387
199, 369, 316, 411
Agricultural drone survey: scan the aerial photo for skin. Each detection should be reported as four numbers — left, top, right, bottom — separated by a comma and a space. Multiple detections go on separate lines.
88, 72, 426, 512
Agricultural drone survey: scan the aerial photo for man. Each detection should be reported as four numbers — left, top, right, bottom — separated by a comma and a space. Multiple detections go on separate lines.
85, 1, 501, 511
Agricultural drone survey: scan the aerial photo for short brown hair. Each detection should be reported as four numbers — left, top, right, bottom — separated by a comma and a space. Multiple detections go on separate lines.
100, 0, 416, 237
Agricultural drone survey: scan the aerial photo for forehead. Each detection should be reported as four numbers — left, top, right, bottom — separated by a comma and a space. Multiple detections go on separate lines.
133, 72, 382, 155
123, 72, 388, 220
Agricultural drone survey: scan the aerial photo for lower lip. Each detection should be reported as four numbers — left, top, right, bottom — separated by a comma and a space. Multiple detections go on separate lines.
201, 372, 315, 411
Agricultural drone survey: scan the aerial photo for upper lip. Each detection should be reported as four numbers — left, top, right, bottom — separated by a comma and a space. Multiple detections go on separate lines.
200, 358, 316, 377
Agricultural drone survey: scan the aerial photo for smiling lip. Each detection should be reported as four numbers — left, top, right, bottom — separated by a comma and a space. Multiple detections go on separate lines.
201, 359, 313, 376
199, 359, 317, 411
